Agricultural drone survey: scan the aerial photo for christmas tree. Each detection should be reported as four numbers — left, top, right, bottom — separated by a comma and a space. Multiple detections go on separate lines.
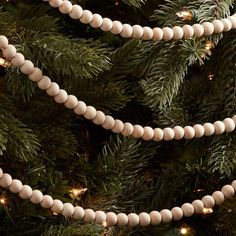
0, 0, 236, 235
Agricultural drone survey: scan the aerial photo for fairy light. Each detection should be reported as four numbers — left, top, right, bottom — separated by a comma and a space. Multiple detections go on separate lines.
208, 74, 215, 81
103, 221, 108, 227
69, 187, 88, 199
176, 10, 193, 21
205, 41, 215, 51
0, 58, 10, 68
202, 208, 213, 214
179, 226, 189, 235
0, 196, 7, 205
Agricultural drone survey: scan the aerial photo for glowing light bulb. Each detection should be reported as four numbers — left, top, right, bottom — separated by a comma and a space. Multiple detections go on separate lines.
179, 226, 188, 235
176, 10, 193, 21
205, 41, 215, 51
103, 221, 108, 227
202, 208, 213, 214
208, 74, 215, 81
69, 187, 88, 199
0, 58, 10, 68
0, 197, 6, 204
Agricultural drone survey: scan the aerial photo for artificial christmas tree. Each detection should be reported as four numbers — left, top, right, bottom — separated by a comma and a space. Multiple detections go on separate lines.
0, 0, 236, 235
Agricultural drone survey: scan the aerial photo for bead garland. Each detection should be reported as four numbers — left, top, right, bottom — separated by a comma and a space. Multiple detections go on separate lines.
0, 168, 235, 226
43, 0, 236, 41
0, 35, 236, 142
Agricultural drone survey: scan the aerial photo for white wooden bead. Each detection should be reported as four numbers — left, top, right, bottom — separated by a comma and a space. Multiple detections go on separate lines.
221, 185, 235, 198
102, 115, 115, 129
11, 53, 25, 67
213, 121, 225, 134
83, 106, 97, 120
203, 123, 215, 136
69, 5, 83, 19
90, 14, 103, 28
51, 199, 64, 213
192, 24, 204, 37
111, 21, 123, 35
9, 179, 23, 194
121, 122, 134, 136
160, 209, 172, 223
120, 24, 133, 38
143, 126, 154, 140
193, 124, 205, 138
171, 207, 183, 221
184, 126, 195, 140
54, 89, 68, 103
92, 111, 106, 125
64, 95, 78, 109
228, 16, 236, 28
74, 101, 87, 115
212, 20, 224, 34
28, 67, 43, 82
49, 0, 62, 8
0, 35, 8, 49
19, 185, 33, 199
0, 173, 12, 187
112, 119, 124, 133
37, 76, 52, 90
59, 0, 72, 14
95, 211, 106, 224
30, 190, 43, 204
149, 211, 162, 225
132, 125, 144, 138
162, 27, 174, 41
117, 213, 128, 226
46, 82, 60, 96
73, 206, 85, 220
223, 118, 235, 132
142, 27, 153, 40
173, 26, 184, 40
106, 212, 117, 226
3, 44, 17, 59
202, 195, 215, 208
61, 203, 74, 217
232, 115, 236, 123
153, 128, 164, 141
232, 180, 236, 191
152, 27, 163, 41
181, 203, 194, 217
100, 18, 113, 32
182, 25, 194, 38
139, 212, 151, 226
173, 126, 184, 140
0, 169, 2, 178
163, 128, 175, 141
80, 10, 93, 24
84, 209, 96, 222
221, 19, 232, 31
128, 213, 139, 227
40, 195, 53, 208
132, 25, 144, 39
192, 199, 204, 214
202, 22, 214, 36
212, 191, 225, 205
20, 60, 34, 75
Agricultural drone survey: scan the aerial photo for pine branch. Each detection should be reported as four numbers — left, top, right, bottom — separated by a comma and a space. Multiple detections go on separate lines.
121, 0, 146, 7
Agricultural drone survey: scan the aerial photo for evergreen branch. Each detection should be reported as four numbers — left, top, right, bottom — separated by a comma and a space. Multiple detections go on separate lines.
121, 0, 146, 7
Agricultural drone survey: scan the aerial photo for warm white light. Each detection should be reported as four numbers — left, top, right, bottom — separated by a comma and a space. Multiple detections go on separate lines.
176, 10, 193, 21
102, 221, 108, 227
180, 227, 188, 235
205, 41, 215, 51
0, 58, 10, 68
69, 188, 88, 198
202, 208, 213, 214
0, 197, 6, 204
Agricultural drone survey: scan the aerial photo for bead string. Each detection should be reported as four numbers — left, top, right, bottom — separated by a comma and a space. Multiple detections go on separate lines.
0, 35, 236, 142
43, 0, 236, 41
0, 168, 235, 226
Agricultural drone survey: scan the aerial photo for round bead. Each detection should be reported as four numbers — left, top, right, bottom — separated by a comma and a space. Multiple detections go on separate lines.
0, 35, 8, 49
84, 209, 95, 223
0, 169, 3, 178
61, 203, 74, 217
181, 203, 194, 217
193, 124, 205, 138
100, 18, 113, 32
20, 60, 34, 75
142, 27, 153, 40
128, 213, 139, 227
74, 101, 87, 115
120, 24, 133, 38
171, 207, 183, 221
54, 89, 68, 104
80, 10, 93, 24
232, 180, 236, 191
132, 25, 144, 39
221, 185, 235, 198
19, 185, 33, 199
139, 212, 151, 227
40, 195, 54, 208
83, 106, 97, 120
121, 122, 134, 136
153, 128, 164, 141
69, 5, 83, 19
228, 16, 236, 28
102, 115, 115, 129
51, 199, 64, 213
28, 67, 43, 82
73, 206, 85, 220
112, 119, 124, 133
3, 44, 16, 59
162, 27, 174, 41
173, 26, 184, 40
202, 195, 215, 208
192, 199, 204, 214
49, 0, 62, 8
37, 76, 52, 90
173, 126, 184, 140
11, 53, 25, 67
9, 179, 23, 193
0, 173, 12, 188
192, 24, 204, 37
212, 191, 225, 205
30, 190, 43, 204
223, 118, 235, 132
160, 209, 172, 223
184, 126, 195, 140
203, 123, 215, 136
132, 125, 144, 138
212, 20, 224, 34
117, 213, 128, 226
149, 211, 162, 225
92, 111, 106, 125
64, 95, 78, 109
152, 27, 163, 41
202, 22, 214, 36
232, 115, 236, 123
90, 14, 103, 28
111, 21, 123, 35
213, 121, 225, 134
163, 128, 175, 141
143, 126, 154, 140
106, 212, 117, 226
95, 211, 106, 224
46, 82, 60, 97
59, 0, 72, 14
221, 19, 232, 32
182, 25, 194, 39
